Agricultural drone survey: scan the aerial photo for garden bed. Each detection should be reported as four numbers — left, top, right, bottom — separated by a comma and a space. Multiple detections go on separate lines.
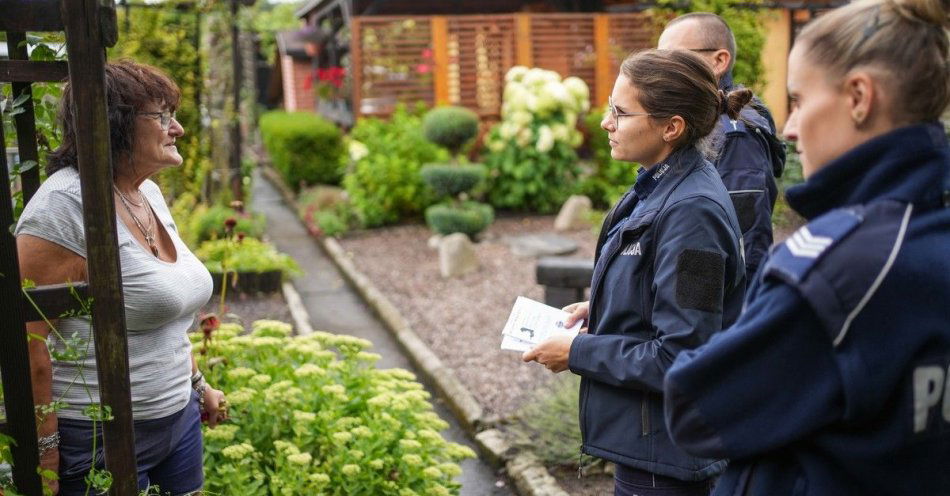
200, 290, 294, 329
338, 214, 596, 418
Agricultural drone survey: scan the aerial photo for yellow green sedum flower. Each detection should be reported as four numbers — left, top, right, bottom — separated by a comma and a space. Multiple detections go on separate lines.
226, 367, 256, 380
286, 452, 312, 466
221, 443, 255, 460
204, 424, 238, 442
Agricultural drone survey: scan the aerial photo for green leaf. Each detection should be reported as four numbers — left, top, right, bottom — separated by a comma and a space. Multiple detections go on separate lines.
18, 160, 37, 173
12, 93, 30, 108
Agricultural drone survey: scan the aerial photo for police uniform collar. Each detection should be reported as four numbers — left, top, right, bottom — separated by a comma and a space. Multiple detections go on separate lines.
719, 71, 735, 92
633, 146, 702, 201
786, 122, 949, 220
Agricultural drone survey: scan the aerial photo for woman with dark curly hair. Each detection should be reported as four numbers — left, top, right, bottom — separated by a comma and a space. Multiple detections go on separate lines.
16, 60, 226, 495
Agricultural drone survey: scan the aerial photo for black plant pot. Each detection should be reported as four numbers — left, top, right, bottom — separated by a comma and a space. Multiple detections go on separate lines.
210, 269, 282, 295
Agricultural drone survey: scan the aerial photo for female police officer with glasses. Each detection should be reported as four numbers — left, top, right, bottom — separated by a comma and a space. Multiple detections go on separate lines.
523, 48, 749, 495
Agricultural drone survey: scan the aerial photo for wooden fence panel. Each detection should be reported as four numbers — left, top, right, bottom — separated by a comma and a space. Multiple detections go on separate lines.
529, 14, 597, 97
353, 16, 435, 116
349, 12, 657, 120
445, 15, 515, 118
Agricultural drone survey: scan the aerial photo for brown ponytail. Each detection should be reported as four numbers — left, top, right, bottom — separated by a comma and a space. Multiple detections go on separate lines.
723, 88, 753, 120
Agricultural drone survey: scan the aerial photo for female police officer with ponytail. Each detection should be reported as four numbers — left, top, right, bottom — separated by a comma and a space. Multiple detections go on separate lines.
523, 48, 749, 495
664, 0, 950, 493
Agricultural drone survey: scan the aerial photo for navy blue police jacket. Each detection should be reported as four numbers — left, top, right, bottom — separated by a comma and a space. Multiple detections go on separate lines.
664, 123, 950, 495
709, 73, 785, 277
568, 146, 745, 481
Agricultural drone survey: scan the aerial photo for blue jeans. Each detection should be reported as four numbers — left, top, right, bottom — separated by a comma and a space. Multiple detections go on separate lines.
615, 464, 712, 496
58, 391, 203, 496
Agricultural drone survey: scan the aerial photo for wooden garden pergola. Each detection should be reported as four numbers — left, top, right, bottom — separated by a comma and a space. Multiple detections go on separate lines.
1, 1, 138, 494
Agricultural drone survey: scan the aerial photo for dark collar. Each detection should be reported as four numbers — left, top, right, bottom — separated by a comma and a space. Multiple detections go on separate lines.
633, 146, 703, 202
719, 71, 735, 92
786, 123, 949, 220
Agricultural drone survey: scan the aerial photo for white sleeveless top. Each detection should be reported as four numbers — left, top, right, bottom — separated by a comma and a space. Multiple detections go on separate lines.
15, 168, 213, 420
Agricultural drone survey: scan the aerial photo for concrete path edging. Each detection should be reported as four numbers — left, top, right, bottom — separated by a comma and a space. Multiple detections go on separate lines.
281, 281, 314, 336
259, 166, 572, 496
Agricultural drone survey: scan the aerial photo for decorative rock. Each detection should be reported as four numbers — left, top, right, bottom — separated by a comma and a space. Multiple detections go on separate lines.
439, 233, 478, 278
427, 234, 443, 250
504, 233, 578, 257
554, 194, 592, 231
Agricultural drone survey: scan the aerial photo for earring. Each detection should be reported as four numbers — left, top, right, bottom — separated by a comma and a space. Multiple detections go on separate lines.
852, 111, 865, 124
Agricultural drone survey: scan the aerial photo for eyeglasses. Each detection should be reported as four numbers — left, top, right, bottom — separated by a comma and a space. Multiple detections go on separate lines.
137, 110, 177, 131
686, 48, 722, 53
607, 96, 651, 127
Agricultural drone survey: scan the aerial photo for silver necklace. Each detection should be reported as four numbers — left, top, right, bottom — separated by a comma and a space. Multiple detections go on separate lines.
114, 185, 146, 207
114, 185, 158, 256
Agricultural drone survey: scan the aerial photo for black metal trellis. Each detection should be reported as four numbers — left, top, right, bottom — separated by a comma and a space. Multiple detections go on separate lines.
1, 0, 138, 494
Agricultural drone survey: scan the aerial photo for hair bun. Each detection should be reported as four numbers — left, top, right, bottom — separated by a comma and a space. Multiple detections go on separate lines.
890, 0, 950, 29
723, 88, 753, 120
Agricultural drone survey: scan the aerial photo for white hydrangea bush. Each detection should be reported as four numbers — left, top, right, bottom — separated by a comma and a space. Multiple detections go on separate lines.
485, 67, 590, 212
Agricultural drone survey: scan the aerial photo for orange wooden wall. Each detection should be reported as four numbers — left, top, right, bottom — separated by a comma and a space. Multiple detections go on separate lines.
351, 13, 659, 119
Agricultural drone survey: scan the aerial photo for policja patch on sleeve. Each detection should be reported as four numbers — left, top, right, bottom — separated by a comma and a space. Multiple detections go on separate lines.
675, 249, 726, 313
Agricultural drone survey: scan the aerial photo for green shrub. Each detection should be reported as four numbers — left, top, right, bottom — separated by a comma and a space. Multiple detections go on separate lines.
195, 237, 301, 277
260, 111, 345, 190
422, 106, 480, 155
420, 164, 486, 198
425, 202, 494, 238
195, 320, 475, 495
344, 104, 450, 227
313, 209, 350, 237
577, 108, 639, 209
188, 204, 266, 245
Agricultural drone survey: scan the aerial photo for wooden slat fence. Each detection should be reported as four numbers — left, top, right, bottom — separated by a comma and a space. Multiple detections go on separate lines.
351, 12, 659, 119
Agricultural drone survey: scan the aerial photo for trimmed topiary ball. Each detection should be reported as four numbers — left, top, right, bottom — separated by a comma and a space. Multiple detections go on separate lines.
420, 164, 486, 197
425, 201, 495, 238
422, 106, 480, 154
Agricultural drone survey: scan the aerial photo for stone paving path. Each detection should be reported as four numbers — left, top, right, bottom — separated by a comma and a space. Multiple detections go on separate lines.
251, 173, 513, 496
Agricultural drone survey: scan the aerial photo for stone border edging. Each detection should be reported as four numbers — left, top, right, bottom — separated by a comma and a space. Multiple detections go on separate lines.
281, 281, 314, 336
258, 166, 572, 496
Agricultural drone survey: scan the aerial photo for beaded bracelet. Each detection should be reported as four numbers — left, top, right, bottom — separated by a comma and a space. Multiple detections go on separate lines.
193, 375, 208, 413
38, 432, 59, 456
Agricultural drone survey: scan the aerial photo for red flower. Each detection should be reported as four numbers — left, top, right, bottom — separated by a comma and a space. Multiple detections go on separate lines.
415, 64, 431, 74
199, 313, 220, 340
224, 217, 237, 232
421, 48, 433, 58
237, 232, 246, 243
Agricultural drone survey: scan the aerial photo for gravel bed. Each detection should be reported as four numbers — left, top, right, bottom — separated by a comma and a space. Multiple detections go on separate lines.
338, 215, 597, 418
200, 291, 294, 330
551, 468, 614, 496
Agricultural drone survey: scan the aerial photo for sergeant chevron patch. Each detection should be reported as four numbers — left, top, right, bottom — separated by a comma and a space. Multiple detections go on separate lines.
787, 226, 833, 258
764, 208, 863, 285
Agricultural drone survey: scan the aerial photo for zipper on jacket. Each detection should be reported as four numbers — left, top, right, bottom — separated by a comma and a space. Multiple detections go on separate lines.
641, 394, 650, 435
742, 464, 757, 496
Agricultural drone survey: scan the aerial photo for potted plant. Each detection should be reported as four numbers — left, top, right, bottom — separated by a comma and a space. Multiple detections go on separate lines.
196, 235, 301, 295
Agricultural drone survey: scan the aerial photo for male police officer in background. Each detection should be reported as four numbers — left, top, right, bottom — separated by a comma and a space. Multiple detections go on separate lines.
658, 13, 786, 277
